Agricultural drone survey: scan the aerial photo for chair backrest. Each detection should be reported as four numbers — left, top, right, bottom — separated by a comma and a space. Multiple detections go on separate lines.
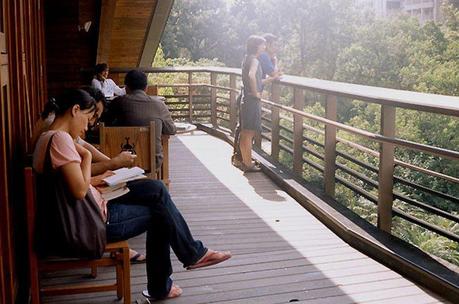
146, 85, 158, 96
99, 122, 156, 174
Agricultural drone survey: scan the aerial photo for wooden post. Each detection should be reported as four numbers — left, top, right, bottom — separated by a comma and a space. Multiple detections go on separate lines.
324, 95, 337, 197
188, 72, 193, 123
229, 74, 237, 134
271, 83, 280, 161
378, 105, 396, 233
293, 87, 304, 175
210, 72, 217, 127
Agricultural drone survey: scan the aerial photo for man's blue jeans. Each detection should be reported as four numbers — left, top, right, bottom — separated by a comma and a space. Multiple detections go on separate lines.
106, 179, 207, 299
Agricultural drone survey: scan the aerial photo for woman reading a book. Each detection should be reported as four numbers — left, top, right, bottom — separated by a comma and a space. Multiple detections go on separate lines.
33, 89, 231, 300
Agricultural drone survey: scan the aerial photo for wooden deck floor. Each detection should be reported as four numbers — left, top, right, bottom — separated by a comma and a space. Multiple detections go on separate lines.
43, 132, 449, 304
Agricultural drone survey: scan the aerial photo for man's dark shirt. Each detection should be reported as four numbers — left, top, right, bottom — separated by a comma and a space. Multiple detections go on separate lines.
106, 90, 176, 169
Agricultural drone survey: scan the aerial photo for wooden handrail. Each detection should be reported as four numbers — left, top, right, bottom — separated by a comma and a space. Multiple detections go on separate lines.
111, 66, 459, 116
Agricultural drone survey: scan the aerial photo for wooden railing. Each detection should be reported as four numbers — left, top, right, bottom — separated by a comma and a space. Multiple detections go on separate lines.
111, 67, 459, 246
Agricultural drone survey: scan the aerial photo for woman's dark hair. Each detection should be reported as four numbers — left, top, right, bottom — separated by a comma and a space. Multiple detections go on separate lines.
124, 69, 148, 91
246, 35, 266, 55
81, 86, 107, 109
94, 63, 108, 75
42, 89, 96, 119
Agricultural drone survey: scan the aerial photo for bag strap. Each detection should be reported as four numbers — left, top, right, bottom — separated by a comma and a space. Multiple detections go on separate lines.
43, 133, 57, 175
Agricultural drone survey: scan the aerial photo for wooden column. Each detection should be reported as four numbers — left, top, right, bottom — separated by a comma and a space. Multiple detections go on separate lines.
293, 87, 304, 175
188, 72, 193, 123
229, 74, 237, 134
210, 72, 217, 127
378, 105, 396, 233
271, 83, 280, 161
324, 95, 337, 197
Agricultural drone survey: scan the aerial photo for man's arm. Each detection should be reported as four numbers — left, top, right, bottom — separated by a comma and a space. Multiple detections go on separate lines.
91, 151, 137, 176
79, 138, 110, 162
157, 98, 177, 135
259, 52, 282, 79
78, 138, 136, 175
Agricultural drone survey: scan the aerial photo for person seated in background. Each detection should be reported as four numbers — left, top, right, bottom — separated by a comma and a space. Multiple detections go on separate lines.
33, 88, 231, 300
91, 63, 125, 98
31, 87, 146, 263
105, 69, 176, 169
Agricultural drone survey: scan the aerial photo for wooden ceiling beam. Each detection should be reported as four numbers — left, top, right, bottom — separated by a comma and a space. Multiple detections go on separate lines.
138, 0, 174, 67
96, 0, 117, 64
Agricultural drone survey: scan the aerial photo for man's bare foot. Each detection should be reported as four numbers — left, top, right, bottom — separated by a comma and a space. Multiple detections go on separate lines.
187, 249, 232, 270
142, 284, 182, 300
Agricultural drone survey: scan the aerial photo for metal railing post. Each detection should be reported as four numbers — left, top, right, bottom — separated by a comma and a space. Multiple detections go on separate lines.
378, 105, 396, 233
210, 72, 217, 127
293, 87, 304, 175
271, 83, 280, 161
324, 95, 337, 197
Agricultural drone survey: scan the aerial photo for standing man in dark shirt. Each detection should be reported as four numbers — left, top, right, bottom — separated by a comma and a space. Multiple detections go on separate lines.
107, 69, 176, 169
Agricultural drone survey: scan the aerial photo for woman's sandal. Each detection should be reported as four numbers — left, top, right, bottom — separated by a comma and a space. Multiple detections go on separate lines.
111, 249, 146, 264
186, 250, 232, 270
130, 252, 146, 264
142, 284, 182, 301
241, 162, 262, 173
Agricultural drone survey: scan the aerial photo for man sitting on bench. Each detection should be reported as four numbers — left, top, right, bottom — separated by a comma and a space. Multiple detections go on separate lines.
105, 69, 176, 170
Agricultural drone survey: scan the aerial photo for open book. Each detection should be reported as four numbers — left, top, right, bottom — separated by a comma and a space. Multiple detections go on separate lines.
100, 167, 147, 201
103, 167, 146, 186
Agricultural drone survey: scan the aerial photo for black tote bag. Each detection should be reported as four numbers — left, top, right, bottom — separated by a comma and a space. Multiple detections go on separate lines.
35, 134, 106, 259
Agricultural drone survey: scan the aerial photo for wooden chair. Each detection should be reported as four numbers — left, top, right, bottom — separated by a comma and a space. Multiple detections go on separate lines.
99, 122, 170, 187
24, 168, 131, 304
146, 85, 158, 96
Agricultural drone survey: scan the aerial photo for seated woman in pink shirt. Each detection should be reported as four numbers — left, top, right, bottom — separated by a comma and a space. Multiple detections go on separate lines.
33, 89, 231, 300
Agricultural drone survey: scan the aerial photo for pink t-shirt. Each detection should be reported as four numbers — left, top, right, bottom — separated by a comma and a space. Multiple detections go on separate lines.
33, 130, 107, 222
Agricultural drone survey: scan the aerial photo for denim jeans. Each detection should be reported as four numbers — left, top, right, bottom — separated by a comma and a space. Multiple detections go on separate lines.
106, 179, 207, 299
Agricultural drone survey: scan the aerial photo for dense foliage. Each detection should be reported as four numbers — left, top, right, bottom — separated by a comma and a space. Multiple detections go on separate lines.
159, 0, 459, 265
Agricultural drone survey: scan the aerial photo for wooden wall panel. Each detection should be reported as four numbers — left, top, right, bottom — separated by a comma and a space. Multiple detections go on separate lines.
44, 0, 99, 97
0, 0, 47, 303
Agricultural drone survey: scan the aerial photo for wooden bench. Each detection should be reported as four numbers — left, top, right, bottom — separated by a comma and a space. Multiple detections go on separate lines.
24, 167, 131, 304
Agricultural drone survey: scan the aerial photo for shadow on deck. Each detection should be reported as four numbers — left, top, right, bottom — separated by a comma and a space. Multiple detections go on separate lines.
42, 132, 448, 304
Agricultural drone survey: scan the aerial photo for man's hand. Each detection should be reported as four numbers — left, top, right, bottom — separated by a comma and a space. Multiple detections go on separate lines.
111, 151, 137, 169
